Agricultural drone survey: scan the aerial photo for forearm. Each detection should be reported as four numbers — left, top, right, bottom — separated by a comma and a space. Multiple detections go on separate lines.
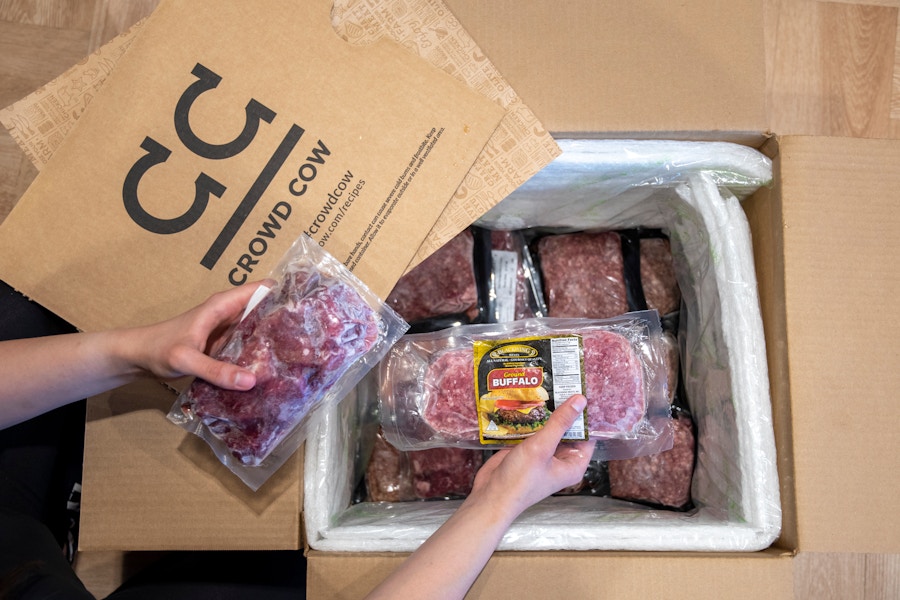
0, 330, 143, 429
365, 490, 517, 600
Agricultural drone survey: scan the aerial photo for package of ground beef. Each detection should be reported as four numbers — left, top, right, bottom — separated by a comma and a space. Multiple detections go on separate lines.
385, 228, 480, 325
379, 311, 672, 461
537, 231, 628, 319
639, 236, 681, 316
365, 427, 483, 501
169, 234, 409, 490
607, 412, 696, 509
365, 427, 417, 502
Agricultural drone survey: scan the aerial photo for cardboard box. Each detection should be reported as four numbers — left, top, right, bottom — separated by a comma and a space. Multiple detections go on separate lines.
304, 1, 900, 598
3, 1, 899, 599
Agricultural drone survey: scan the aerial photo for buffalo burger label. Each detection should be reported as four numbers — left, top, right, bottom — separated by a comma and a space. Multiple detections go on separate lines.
472, 335, 588, 444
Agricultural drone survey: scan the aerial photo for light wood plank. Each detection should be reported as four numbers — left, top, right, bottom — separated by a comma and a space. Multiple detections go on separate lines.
87, 0, 158, 51
865, 553, 900, 600
818, 1, 897, 137
0, 0, 97, 30
794, 552, 867, 600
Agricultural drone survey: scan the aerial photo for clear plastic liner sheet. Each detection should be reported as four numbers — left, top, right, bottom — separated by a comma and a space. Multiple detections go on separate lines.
304, 139, 781, 552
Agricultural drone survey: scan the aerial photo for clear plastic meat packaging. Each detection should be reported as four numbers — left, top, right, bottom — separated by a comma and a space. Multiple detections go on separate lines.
379, 311, 673, 461
169, 234, 409, 490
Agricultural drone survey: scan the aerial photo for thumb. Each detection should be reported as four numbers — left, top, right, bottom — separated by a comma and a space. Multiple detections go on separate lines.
529, 394, 588, 451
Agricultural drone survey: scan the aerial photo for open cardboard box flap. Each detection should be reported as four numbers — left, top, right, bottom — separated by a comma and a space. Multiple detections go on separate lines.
445, 0, 767, 142
748, 135, 900, 555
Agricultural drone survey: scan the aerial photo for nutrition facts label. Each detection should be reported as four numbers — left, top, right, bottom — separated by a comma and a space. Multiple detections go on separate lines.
550, 336, 586, 440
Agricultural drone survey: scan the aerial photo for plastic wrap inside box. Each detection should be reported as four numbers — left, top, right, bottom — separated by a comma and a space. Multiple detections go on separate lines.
304, 140, 782, 552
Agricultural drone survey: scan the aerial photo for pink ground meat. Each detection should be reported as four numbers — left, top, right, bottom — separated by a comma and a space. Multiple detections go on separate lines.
538, 231, 628, 319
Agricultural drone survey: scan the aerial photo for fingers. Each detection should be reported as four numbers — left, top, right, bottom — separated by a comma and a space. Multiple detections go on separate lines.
202, 280, 274, 325
170, 345, 256, 390
526, 394, 588, 455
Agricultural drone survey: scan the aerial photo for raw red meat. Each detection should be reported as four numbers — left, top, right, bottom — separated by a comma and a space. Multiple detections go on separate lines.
538, 231, 628, 319
419, 329, 644, 439
410, 446, 483, 499
582, 330, 645, 434
660, 331, 680, 405
608, 412, 695, 508
386, 229, 478, 322
182, 267, 380, 466
639, 237, 681, 315
365, 427, 482, 501
365, 428, 416, 502
421, 348, 480, 439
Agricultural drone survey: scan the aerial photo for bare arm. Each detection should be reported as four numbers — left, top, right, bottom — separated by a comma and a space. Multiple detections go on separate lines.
0, 281, 269, 429
364, 394, 594, 600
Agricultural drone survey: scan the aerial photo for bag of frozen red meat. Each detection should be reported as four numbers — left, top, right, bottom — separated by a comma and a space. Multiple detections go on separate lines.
379, 311, 673, 461
168, 234, 409, 490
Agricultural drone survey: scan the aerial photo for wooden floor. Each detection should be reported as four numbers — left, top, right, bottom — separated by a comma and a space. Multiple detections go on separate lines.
1, 0, 899, 598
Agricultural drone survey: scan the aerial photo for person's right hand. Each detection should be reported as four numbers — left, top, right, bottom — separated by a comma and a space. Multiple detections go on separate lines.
469, 394, 595, 517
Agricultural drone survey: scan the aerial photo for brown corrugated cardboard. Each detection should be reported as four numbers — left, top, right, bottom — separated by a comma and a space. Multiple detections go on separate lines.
444, 0, 768, 143
298, 0, 900, 596
0, 0, 561, 272
306, 550, 795, 600
0, 0, 507, 332
81, 379, 304, 550
757, 135, 900, 553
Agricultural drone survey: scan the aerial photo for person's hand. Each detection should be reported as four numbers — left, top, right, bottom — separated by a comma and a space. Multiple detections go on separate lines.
119, 280, 272, 390
470, 394, 596, 516
363, 393, 596, 600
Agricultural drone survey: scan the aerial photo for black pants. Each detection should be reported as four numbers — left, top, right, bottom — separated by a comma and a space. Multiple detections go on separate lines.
0, 282, 306, 599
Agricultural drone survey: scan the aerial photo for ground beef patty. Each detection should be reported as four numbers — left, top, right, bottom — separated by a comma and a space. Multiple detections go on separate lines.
421, 348, 480, 439
365, 428, 483, 501
538, 231, 628, 319
385, 229, 478, 323
582, 330, 645, 434
608, 412, 695, 508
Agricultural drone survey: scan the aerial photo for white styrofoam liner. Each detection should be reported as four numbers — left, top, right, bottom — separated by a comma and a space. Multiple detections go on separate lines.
304, 139, 782, 552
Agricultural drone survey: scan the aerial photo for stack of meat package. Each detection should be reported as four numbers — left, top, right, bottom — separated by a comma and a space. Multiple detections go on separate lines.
360, 225, 696, 510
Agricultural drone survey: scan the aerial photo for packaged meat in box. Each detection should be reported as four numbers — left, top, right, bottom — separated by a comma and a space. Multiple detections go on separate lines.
385, 228, 481, 326
304, 140, 781, 553
378, 311, 673, 461
365, 427, 483, 502
169, 234, 408, 490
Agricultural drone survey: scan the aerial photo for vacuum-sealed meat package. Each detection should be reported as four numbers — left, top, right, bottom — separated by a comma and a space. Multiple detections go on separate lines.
486, 228, 546, 322
537, 231, 628, 319
365, 427, 483, 501
169, 234, 409, 490
380, 311, 673, 461
385, 228, 480, 324
608, 412, 696, 509
639, 236, 681, 316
